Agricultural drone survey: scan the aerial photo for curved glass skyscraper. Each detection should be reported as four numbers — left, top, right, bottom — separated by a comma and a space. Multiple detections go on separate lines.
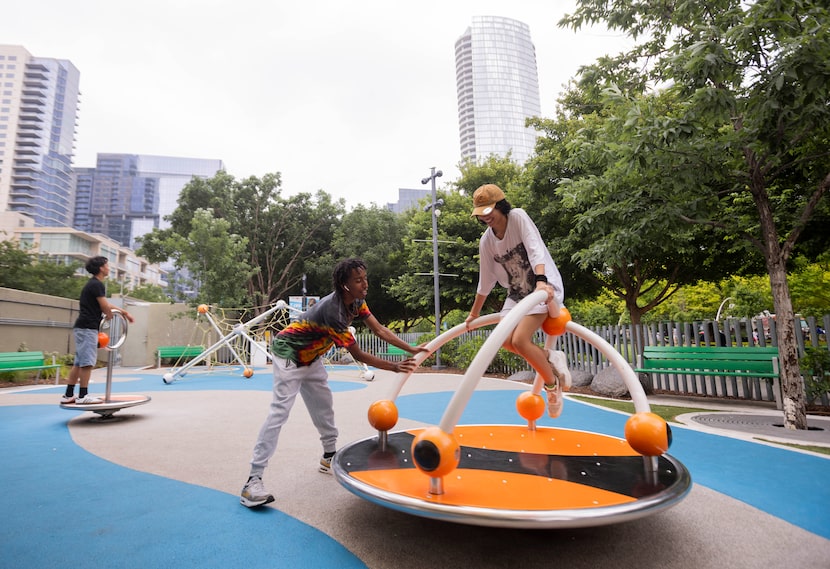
455, 16, 542, 165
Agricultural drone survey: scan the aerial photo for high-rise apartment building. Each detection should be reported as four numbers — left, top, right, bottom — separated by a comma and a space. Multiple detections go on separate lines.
73, 153, 224, 248
455, 16, 542, 165
0, 45, 80, 227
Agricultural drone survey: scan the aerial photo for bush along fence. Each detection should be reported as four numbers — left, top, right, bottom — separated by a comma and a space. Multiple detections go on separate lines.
356, 314, 830, 405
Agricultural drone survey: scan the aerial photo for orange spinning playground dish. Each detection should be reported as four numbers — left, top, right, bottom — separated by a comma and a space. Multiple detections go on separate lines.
333, 292, 690, 528
334, 425, 690, 528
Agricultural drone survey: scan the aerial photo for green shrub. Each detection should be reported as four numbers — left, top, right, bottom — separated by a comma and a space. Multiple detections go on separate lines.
800, 347, 830, 403
454, 335, 529, 375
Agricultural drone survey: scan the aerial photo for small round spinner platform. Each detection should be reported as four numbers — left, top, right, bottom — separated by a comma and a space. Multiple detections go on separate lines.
60, 394, 152, 421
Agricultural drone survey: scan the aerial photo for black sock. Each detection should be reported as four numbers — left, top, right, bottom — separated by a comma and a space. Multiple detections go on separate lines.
323, 451, 336, 459
79, 387, 88, 398
64, 386, 75, 397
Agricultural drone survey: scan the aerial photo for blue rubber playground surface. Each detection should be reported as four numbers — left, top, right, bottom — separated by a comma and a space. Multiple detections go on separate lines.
2, 366, 829, 569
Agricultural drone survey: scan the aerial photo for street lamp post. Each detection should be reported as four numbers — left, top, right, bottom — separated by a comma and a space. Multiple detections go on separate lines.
422, 167, 444, 368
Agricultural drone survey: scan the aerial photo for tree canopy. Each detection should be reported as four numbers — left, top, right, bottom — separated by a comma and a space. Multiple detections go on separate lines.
0, 241, 84, 299
558, 0, 830, 428
137, 172, 345, 311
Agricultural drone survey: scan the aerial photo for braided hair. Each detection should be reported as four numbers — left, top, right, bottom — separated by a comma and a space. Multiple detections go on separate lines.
332, 258, 367, 295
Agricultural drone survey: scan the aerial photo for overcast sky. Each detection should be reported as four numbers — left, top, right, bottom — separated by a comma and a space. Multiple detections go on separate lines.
2, 1, 631, 209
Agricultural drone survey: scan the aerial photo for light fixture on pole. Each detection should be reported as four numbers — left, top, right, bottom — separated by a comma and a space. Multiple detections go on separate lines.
715, 297, 734, 322
421, 167, 444, 368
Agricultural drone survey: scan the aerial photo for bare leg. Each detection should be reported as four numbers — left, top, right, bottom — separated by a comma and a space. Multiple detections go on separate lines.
503, 313, 554, 385
67, 365, 81, 387
66, 365, 93, 388
78, 366, 93, 388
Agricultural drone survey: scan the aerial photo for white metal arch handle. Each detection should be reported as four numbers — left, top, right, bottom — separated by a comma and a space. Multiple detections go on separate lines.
99, 308, 129, 350
385, 290, 652, 434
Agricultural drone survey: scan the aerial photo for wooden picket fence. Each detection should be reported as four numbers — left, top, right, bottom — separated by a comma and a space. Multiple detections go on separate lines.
356, 314, 830, 404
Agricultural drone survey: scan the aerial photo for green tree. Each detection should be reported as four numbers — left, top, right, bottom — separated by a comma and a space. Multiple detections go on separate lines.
561, 0, 830, 428
0, 240, 84, 299
138, 172, 344, 311
525, 114, 604, 304
453, 154, 524, 196
0, 240, 33, 290
388, 189, 481, 324
125, 283, 171, 303
31, 260, 86, 299
229, 177, 344, 308
182, 209, 257, 308
533, 88, 738, 326
788, 256, 830, 317
313, 204, 412, 328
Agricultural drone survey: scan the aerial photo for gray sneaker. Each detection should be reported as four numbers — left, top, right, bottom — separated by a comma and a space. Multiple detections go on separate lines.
240, 475, 274, 508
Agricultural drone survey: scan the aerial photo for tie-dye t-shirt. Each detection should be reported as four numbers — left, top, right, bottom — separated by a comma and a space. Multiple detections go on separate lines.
271, 291, 370, 366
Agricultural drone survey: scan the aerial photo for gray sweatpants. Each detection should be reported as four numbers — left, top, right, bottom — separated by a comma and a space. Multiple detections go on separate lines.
249, 356, 338, 476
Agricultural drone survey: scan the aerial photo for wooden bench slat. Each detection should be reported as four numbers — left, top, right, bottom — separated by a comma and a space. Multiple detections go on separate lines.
636, 346, 780, 379
639, 359, 776, 371
156, 346, 205, 357
642, 352, 779, 360
634, 367, 779, 378
378, 344, 416, 360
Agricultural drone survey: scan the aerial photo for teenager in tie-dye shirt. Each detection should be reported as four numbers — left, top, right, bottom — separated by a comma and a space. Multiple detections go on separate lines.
241, 258, 424, 508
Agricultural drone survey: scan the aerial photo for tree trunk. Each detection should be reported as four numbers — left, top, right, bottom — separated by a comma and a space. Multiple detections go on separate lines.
767, 259, 808, 429
744, 143, 809, 430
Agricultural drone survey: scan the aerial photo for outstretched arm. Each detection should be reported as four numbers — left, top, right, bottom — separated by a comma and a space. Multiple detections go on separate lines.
345, 342, 418, 374
465, 293, 488, 329
344, 314, 426, 373
97, 296, 135, 323
364, 314, 425, 355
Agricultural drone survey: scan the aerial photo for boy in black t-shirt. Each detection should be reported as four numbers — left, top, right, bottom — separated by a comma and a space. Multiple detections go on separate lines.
61, 256, 134, 404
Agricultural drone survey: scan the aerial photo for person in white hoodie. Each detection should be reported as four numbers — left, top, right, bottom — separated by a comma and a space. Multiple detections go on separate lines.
464, 184, 571, 417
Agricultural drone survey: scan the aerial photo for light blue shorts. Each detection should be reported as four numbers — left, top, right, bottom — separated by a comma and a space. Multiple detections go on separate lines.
73, 328, 99, 367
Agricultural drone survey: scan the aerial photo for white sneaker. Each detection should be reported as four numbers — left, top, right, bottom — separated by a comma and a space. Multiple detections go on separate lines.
75, 395, 103, 404
59, 395, 76, 404
548, 350, 572, 390
544, 380, 563, 419
319, 453, 335, 474
240, 475, 274, 508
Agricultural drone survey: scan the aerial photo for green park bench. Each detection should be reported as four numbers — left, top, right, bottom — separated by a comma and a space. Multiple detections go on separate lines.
634, 345, 781, 379
0, 351, 62, 384
378, 344, 416, 361
156, 345, 205, 367
635, 345, 781, 399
